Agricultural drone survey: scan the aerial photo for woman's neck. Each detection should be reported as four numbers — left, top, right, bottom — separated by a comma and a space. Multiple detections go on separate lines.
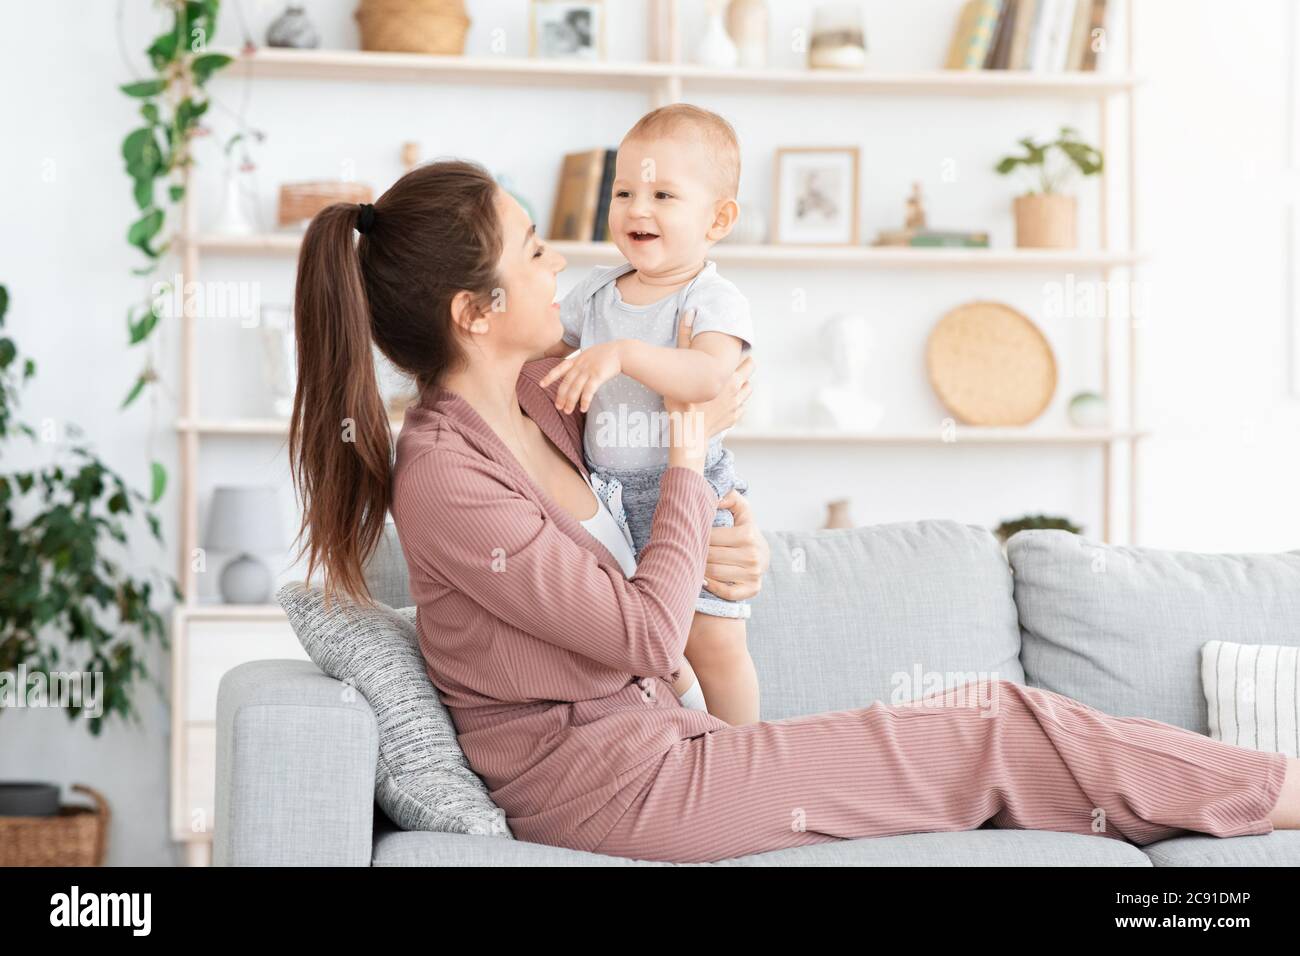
438, 358, 531, 440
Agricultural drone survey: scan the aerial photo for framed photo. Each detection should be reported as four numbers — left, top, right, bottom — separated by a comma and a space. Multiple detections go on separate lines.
530, 0, 605, 61
772, 146, 861, 245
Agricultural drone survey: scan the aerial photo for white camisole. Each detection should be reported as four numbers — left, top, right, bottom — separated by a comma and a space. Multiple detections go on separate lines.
578, 473, 638, 578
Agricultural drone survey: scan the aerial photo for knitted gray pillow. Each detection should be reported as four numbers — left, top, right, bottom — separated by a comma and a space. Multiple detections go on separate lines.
276, 582, 513, 839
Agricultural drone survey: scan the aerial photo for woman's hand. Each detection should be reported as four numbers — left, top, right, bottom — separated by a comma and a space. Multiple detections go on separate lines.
704, 490, 769, 601
696, 350, 754, 440
663, 310, 754, 472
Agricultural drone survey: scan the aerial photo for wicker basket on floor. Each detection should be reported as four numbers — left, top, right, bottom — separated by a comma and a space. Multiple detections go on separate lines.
355, 0, 470, 55
0, 784, 110, 866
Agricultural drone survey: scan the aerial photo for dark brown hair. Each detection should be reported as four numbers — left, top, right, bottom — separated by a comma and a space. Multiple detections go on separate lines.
288, 159, 503, 605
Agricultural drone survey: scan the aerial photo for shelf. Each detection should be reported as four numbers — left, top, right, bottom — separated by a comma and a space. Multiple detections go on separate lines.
728, 427, 1144, 445
178, 417, 1140, 446
176, 417, 405, 435
675, 63, 1139, 98
216, 46, 1138, 99
191, 234, 1142, 271
180, 604, 286, 621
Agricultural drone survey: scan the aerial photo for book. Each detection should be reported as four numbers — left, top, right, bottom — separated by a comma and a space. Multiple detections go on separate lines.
1007, 0, 1038, 69
548, 148, 607, 241
1050, 0, 1077, 71
1028, 0, 1059, 72
1065, 0, 1093, 71
984, 0, 1018, 69
1080, 0, 1108, 71
945, 0, 1002, 70
590, 149, 617, 241
873, 228, 991, 248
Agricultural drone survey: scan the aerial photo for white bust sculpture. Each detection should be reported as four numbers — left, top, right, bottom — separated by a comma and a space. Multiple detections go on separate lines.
812, 314, 885, 431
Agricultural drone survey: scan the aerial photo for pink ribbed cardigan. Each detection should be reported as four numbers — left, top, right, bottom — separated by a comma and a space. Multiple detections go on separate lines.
393, 358, 1290, 862
391, 357, 730, 850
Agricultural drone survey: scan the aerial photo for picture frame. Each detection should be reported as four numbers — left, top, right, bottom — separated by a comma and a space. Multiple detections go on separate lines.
772, 146, 861, 245
530, 0, 606, 61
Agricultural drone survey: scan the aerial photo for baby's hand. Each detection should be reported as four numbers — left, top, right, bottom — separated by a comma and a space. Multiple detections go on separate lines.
538, 341, 624, 414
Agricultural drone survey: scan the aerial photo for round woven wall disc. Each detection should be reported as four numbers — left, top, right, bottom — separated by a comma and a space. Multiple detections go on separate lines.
925, 300, 1057, 426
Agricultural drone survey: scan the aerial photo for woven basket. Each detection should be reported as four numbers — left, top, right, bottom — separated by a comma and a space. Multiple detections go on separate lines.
0, 784, 110, 866
925, 300, 1057, 426
355, 0, 470, 55
278, 181, 374, 228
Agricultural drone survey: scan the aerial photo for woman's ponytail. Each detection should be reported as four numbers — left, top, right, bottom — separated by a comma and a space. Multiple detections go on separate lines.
288, 202, 392, 607
286, 160, 504, 606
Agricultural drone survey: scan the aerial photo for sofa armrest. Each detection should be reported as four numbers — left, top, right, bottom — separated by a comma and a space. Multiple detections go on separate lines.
214, 659, 378, 866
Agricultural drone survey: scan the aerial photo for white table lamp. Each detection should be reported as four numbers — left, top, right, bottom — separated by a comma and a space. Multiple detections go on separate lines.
205, 486, 286, 604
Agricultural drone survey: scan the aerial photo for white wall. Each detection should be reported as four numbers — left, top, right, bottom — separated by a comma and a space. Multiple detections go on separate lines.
0, 0, 1296, 864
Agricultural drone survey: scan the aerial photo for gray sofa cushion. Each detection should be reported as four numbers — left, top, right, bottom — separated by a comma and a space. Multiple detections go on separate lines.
748, 520, 1024, 720
276, 582, 512, 839
1143, 832, 1300, 867
372, 823, 1150, 866
1007, 529, 1300, 733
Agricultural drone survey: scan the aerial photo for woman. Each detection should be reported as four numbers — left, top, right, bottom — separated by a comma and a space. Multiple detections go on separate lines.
288, 159, 1299, 864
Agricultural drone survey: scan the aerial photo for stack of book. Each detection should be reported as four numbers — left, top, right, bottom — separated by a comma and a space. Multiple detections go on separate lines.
873, 228, 990, 249
548, 148, 618, 242
944, 0, 1110, 72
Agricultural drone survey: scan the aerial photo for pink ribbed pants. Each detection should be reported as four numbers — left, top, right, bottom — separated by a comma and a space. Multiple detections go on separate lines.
594, 678, 1291, 864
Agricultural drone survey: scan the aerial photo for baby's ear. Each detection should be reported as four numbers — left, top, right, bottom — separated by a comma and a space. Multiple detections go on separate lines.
706, 198, 740, 242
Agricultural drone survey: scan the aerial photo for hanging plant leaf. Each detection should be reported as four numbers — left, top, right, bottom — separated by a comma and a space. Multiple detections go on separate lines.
149, 462, 166, 503
191, 52, 233, 85
127, 209, 165, 255
146, 32, 179, 70
120, 79, 166, 98
133, 177, 154, 210
127, 303, 160, 345
121, 373, 148, 409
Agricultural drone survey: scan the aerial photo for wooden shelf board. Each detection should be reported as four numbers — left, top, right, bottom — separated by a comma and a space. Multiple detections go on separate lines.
176, 417, 404, 435
180, 604, 286, 621
192, 234, 1143, 270
177, 417, 1142, 446
727, 428, 1145, 445
215, 47, 1137, 98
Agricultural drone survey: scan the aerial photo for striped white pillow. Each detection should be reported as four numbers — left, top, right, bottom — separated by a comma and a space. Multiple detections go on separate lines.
1200, 640, 1300, 757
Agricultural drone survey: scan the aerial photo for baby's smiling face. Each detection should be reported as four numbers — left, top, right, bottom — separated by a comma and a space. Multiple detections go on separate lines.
608, 134, 737, 277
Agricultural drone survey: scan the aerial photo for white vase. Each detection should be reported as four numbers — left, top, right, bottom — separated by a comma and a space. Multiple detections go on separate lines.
727, 0, 769, 69
213, 163, 259, 236
695, 7, 739, 68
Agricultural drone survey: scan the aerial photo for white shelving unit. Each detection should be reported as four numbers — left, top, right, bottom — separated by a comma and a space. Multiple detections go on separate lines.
170, 0, 1142, 863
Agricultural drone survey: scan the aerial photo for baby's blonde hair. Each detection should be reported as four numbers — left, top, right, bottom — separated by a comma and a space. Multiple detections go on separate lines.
621, 103, 741, 199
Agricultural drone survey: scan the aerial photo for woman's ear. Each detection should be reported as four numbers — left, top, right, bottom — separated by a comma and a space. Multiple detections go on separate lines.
450, 290, 490, 335
706, 198, 740, 242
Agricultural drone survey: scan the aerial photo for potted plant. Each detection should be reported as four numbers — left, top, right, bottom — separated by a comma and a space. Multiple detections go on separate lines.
994, 126, 1103, 249
0, 284, 178, 742
994, 513, 1084, 546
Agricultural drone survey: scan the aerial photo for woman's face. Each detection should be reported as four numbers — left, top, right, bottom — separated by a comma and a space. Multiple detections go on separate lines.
488, 187, 568, 358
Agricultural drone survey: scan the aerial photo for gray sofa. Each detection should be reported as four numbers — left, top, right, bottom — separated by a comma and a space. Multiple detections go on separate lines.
214, 519, 1300, 866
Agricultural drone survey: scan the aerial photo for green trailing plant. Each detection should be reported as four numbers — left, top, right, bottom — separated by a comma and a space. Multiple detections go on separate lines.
994, 513, 1084, 544
119, 0, 233, 491
994, 126, 1104, 195
0, 285, 180, 735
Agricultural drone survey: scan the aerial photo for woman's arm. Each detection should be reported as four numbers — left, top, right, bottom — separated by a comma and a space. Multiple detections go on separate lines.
397, 449, 715, 678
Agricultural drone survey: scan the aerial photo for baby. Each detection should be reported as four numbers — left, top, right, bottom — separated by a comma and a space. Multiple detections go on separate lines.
540, 104, 758, 726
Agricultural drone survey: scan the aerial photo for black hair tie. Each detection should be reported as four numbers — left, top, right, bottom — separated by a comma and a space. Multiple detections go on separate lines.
356, 202, 376, 234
